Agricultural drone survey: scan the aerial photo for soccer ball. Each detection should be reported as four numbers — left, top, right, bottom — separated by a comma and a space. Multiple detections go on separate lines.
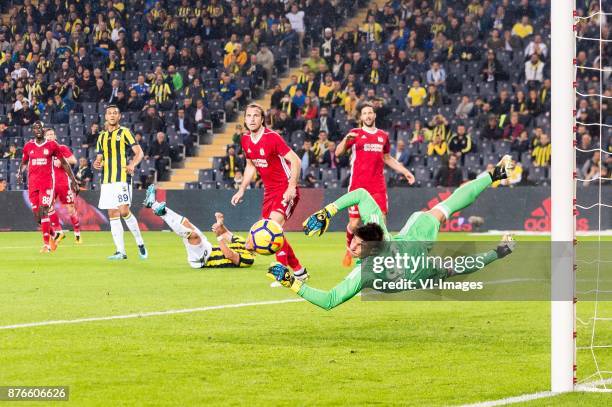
249, 219, 285, 255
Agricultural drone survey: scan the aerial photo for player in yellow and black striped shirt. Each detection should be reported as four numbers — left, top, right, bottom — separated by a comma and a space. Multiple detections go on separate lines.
93, 105, 148, 261
143, 184, 255, 269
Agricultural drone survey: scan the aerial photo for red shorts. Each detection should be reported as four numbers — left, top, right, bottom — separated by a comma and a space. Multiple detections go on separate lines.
28, 181, 55, 212
54, 183, 75, 205
348, 190, 388, 219
261, 189, 300, 220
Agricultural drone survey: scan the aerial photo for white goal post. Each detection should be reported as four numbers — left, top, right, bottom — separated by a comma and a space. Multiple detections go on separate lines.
551, 0, 576, 393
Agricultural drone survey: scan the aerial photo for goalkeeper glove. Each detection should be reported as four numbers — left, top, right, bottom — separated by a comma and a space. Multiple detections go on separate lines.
302, 204, 338, 236
495, 234, 515, 259
266, 262, 303, 292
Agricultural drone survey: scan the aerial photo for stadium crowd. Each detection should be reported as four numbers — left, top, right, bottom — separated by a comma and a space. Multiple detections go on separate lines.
0, 0, 609, 191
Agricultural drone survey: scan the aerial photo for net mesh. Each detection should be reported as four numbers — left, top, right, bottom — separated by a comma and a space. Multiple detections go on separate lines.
573, 2, 612, 392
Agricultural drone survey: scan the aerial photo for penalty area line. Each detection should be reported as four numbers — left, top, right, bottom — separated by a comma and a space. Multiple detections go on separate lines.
0, 298, 305, 330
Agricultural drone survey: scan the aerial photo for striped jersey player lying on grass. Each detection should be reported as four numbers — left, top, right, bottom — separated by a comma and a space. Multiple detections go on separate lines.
267, 155, 517, 310
144, 185, 255, 269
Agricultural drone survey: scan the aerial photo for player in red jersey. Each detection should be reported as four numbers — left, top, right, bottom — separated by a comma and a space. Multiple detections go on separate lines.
17, 121, 79, 252
335, 102, 415, 266
231, 103, 309, 283
44, 128, 82, 245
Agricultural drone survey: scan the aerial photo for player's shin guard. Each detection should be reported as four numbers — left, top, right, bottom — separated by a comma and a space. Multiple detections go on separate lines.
41, 216, 51, 245
123, 212, 144, 246
434, 173, 492, 219
110, 217, 126, 254
160, 208, 192, 239
70, 214, 81, 234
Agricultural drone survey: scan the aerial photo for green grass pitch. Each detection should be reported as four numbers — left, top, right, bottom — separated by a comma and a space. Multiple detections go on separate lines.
0, 231, 610, 406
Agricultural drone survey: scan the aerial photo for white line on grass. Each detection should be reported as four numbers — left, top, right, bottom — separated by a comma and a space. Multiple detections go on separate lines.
456, 391, 561, 406
457, 377, 612, 406
0, 298, 305, 330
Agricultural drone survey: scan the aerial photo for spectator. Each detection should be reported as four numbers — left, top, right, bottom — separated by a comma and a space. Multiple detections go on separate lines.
427, 133, 448, 157
88, 78, 110, 102
390, 139, 410, 167
150, 74, 173, 110
0, 177, 6, 192
365, 59, 387, 86
286, 4, 306, 55
134, 132, 149, 153
297, 140, 316, 178
147, 132, 171, 180
481, 49, 507, 83
175, 107, 196, 156
512, 16, 534, 39
2, 144, 20, 159
313, 130, 329, 159
410, 120, 431, 144
524, 53, 545, 87
220, 145, 244, 181
429, 114, 450, 141
406, 79, 427, 108
448, 124, 473, 158
481, 115, 503, 140
426, 61, 446, 89
532, 133, 551, 167
315, 106, 337, 140
576, 133, 593, 168
126, 89, 145, 111
305, 47, 327, 72
425, 84, 443, 108
435, 154, 464, 187
319, 140, 340, 169
75, 157, 93, 190
232, 124, 244, 146
455, 95, 474, 119
511, 130, 531, 162
256, 46, 275, 83
524, 34, 548, 59
193, 99, 209, 136
503, 112, 525, 140
303, 172, 318, 188
491, 90, 512, 116
131, 75, 150, 97
218, 72, 242, 113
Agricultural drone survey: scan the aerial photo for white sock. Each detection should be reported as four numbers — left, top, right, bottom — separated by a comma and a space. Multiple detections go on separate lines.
161, 208, 192, 239
123, 212, 144, 246
110, 217, 125, 254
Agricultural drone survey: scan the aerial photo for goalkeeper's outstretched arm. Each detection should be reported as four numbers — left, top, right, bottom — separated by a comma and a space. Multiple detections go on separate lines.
268, 263, 364, 311
304, 188, 389, 237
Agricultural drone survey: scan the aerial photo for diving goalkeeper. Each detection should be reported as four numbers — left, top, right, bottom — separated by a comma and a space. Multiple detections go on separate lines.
267, 155, 517, 310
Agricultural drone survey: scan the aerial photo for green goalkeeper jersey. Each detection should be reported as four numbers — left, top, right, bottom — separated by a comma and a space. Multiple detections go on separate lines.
295, 188, 497, 310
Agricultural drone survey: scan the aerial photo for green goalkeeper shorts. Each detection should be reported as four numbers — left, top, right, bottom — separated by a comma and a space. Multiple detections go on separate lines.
395, 211, 440, 243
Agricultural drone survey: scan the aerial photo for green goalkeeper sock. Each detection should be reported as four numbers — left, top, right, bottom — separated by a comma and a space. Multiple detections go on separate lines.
435, 173, 492, 219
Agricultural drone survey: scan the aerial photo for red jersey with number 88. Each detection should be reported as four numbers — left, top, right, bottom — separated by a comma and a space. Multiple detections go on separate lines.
22, 139, 62, 188
345, 127, 390, 193
241, 128, 293, 194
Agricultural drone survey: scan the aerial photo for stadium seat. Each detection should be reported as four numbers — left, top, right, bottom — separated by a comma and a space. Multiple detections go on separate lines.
321, 168, 339, 182
198, 169, 215, 182
185, 182, 201, 190
82, 103, 97, 115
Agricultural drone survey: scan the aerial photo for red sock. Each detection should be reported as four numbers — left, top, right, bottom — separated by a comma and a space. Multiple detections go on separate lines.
345, 225, 355, 250
70, 214, 81, 234
49, 209, 60, 233
276, 238, 302, 271
41, 217, 51, 245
